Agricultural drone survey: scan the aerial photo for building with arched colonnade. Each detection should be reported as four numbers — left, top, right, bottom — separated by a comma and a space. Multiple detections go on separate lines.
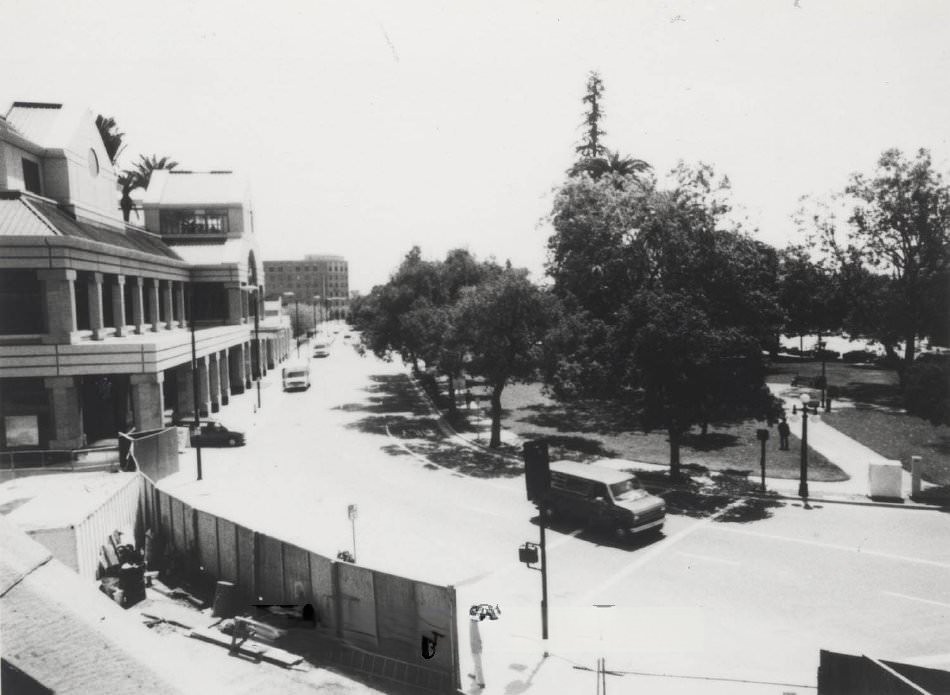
0, 101, 292, 454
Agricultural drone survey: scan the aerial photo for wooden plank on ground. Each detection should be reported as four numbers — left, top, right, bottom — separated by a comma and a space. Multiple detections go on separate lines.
187, 627, 303, 667
139, 600, 207, 630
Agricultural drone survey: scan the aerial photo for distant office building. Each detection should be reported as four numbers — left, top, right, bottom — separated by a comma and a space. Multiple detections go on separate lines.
263, 255, 349, 319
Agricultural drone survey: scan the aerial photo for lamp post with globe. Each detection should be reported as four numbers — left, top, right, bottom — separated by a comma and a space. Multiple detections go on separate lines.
799, 392, 813, 500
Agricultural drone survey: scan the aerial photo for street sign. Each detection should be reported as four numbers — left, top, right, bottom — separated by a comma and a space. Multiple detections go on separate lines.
348, 504, 358, 521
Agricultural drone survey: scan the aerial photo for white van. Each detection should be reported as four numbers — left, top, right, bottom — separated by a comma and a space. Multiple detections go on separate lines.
282, 364, 311, 391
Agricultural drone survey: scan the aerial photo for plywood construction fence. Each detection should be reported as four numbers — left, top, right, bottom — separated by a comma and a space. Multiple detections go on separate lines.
138, 475, 460, 693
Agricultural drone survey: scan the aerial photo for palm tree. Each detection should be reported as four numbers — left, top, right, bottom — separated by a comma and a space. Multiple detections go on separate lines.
569, 149, 652, 184
95, 115, 125, 164
119, 154, 179, 222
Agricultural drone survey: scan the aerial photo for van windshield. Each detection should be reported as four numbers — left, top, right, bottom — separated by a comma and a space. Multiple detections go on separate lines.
610, 478, 645, 500
286, 370, 307, 378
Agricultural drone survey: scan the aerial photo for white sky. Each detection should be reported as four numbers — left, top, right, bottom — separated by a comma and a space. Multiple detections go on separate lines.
3, 0, 949, 293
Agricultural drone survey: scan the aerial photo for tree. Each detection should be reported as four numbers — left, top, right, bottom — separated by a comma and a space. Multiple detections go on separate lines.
807, 149, 950, 379
118, 154, 179, 223
546, 164, 783, 479
95, 115, 125, 164
575, 71, 607, 160
903, 358, 950, 425
777, 246, 846, 355
454, 268, 557, 448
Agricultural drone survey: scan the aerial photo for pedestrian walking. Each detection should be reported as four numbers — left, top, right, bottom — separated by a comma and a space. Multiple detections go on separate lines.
777, 418, 790, 451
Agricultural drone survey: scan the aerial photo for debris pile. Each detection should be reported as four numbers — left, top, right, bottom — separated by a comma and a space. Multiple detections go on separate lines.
97, 528, 146, 608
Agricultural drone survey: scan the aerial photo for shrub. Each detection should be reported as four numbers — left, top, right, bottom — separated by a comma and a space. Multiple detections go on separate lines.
903, 360, 950, 425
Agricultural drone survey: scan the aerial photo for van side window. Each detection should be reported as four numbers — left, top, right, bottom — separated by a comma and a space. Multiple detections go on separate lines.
551, 472, 593, 496
589, 483, 609, 499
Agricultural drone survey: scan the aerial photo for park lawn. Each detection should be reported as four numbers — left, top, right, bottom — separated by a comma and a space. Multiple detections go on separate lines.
823, 408, 950, 487
488, 382, 846, 482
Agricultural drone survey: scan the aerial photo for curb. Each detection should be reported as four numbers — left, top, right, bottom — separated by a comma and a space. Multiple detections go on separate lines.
407, 371, 949, 513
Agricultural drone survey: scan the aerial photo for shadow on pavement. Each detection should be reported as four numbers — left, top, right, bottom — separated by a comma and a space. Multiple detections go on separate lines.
407, 440, 523, 478
660, 475, 785, 523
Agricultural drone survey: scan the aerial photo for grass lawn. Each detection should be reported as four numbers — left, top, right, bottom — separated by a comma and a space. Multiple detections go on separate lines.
475, 382, 846, 482
823, 408, 950, 488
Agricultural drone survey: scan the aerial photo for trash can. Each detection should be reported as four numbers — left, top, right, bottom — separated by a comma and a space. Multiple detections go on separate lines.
868, 460, 903, 499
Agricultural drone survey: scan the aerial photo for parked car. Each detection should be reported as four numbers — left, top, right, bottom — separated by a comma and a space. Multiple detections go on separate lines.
540, 460, 666, 540
312, 343, 330, 358
189, 421, 245, 447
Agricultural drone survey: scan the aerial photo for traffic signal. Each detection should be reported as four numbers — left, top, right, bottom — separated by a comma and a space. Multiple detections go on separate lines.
523, 440, 550, 502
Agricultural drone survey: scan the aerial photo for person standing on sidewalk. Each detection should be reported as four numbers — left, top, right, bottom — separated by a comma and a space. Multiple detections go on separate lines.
778, 418, 790, 450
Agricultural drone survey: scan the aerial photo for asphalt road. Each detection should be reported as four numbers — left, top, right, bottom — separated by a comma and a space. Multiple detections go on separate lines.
167, 329, 950, 694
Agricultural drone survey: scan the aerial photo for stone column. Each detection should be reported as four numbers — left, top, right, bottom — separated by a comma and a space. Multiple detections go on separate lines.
148, 279, 161, 332
219, 349, 231, 405
88, 272, 106, 340
244, 341, 253, 389
132, 276, 146, 334
162, 280, 174, 330
130, 372, 165, 431
45, 376, 85, 449
112, 275, 128, 337
258, 338, 267, 375
176, 365, 194, 419
226, 283, 244, 325
209, 352, 221, 413
197, 355, 211, 417
38, 269, 78, 344
230, 344, 246, 394
265, 337, 275, 369
176, 281, 187, 328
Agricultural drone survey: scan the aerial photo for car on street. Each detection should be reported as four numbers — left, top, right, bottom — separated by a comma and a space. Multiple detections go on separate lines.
282, 364, 311, 390
189, 421, 245, 447
312, 343, 331, 358
541, 460, 666, 539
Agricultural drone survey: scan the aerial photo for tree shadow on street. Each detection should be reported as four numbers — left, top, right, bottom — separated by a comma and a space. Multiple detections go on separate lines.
405, 440, 523, 478
660, 474, 785, 523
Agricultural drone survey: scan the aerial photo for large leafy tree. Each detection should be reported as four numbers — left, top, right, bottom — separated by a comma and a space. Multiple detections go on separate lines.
807, 148, 950, 378
545, 165, 783, 479
454, 268, 557, 448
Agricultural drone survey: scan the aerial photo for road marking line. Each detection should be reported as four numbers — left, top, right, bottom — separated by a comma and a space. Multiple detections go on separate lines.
708, 526, 950, 569
677, 551, 740, 566
580, 499, 747, 603
882, 591, 950, 609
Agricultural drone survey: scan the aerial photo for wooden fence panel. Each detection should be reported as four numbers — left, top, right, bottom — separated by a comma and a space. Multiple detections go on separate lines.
282, 543, 311, 604
217, 518, 238, 583
257, 534, 285, 604
374, 571, 417, 662
338, 563, 378, 648
236, 525, 255, 599
309, 552, 336, 632
415, 581, 458, 681
196, 511, 219, 577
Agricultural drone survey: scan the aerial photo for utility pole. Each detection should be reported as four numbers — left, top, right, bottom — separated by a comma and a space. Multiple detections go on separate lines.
253, 286, 262, 409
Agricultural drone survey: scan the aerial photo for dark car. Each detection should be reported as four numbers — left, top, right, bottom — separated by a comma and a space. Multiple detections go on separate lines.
189, 421, 245, 447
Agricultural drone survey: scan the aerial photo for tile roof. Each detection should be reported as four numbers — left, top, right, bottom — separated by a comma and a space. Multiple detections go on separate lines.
0, 192, 182, 261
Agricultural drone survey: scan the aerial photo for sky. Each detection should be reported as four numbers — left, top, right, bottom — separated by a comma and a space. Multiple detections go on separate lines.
3, 0, 949, 294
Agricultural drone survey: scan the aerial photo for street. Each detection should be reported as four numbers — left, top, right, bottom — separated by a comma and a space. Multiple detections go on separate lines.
165, 329, 950, 694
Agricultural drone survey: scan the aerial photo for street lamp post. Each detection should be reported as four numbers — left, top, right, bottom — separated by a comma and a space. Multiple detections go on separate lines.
799, 393, 812, 500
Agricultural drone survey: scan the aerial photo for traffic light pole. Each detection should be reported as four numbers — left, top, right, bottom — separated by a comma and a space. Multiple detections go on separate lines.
539, 503, 549, 648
